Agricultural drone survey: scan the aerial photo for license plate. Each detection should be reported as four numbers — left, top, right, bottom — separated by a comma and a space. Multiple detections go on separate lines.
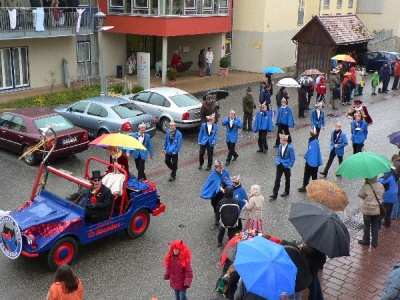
62, 136, 78, 145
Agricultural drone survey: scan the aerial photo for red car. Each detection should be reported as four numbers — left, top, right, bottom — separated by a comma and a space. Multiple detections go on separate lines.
0, 108, 89, 165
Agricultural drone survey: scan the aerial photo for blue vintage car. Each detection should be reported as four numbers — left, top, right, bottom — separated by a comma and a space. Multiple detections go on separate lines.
0, 128, 165, 270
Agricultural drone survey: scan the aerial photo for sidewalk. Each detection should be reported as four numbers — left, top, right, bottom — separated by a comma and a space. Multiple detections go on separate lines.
0, 70, 263, 104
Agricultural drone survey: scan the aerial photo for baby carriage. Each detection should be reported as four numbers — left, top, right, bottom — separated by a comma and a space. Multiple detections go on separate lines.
154, 60, 193, 78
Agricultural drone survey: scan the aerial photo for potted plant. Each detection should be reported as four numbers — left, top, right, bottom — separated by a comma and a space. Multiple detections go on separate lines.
167, 67, 177, 87
219, 56, 230, 77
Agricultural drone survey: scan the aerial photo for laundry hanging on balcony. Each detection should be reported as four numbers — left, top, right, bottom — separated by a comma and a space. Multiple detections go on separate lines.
7, 9, 17, 30
33, 8, 45, 31
76, 8, 85, 33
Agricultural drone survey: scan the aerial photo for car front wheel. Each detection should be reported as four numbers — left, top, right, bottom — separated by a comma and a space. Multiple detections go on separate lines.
47, 237, 78, 271
125, 209, 150, 239
160, 117, 170, 133
22, 145, 38, 166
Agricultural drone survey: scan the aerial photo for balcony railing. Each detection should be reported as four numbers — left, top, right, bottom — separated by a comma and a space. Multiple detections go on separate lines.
108, 0, 229, 16
0, 7, 95, 39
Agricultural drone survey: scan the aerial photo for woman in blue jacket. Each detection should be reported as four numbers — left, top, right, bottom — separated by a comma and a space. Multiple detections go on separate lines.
351, 112, 368, 154
379, 169, 399, 227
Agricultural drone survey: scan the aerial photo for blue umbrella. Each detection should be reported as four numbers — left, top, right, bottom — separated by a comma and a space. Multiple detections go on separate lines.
234, 236, 297, 300
262, 66, 285, 74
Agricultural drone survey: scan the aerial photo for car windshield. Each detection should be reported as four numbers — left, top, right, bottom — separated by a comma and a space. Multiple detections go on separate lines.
42, 171, 90, 208
34, 115, 74, 132
112, 103, 145, 118
169, 93, 200, 108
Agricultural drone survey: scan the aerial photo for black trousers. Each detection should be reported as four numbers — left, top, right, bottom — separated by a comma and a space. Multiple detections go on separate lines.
323, 149, 343, 175
299, 107, 306, 118
165, 153, 178, 178
382, 203, 394, 227
199, 144, 214, 168
315, 126, 321, 139
258, 130, 268, 151
218, 226, 239, 243
353, 143, 364, 154
302, 163, 318, 188
226, 142, 238, 162
272, 163, 291, 196
211, 191, 224, 222
362, 214, 380, 246
134, 157, 146, 180
392, 76, 400, 89
243, 112, 253, 131
383, 78, 390, 92
275, 124, 291, 146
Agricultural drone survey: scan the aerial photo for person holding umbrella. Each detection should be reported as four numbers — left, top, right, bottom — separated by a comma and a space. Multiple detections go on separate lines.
319, 121, 348, 178
221, 110, 242, 166
357, 176, 384, 248
298, 128, 323, 193
274, 98, 295, 147
269, 133, 296, 200
200, 94, 219, 123
378, 169, 399, 228
253, 103, 274, 153
351, 112, 368, 154
242, 87, 256, 132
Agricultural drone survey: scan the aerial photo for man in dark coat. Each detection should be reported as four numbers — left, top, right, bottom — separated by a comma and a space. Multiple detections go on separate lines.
216, 186, 240, 247
242, 87, 256, 131
259, 83, 271, 107
200, 95, 219, 123
85, 171, 113, 223
297, 86, 308, 118
379, 63, 390, 93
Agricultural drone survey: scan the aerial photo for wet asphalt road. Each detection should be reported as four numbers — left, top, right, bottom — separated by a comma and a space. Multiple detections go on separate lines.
0, 76, 399, 300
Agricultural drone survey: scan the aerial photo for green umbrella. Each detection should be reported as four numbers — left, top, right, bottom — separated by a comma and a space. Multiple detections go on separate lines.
336, 151, 392, 179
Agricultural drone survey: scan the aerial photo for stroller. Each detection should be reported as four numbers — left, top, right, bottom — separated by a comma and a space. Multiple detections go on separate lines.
154, 60, 193, 78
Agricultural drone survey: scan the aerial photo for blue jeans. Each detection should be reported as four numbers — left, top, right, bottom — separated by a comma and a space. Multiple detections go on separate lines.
308, 268, 323, 300
174, 289, 187, 300
391, 194, 400, 219
206, 63, 212, 75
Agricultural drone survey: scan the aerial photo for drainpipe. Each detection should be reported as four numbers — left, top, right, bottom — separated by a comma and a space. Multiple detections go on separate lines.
292, 39, 298, 77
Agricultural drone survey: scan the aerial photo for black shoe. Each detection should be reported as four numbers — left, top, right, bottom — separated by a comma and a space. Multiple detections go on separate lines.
257, 149, 264, 153
263, 149, 268, 153
269, 195, 277, 201
297, 187, 306, 193
319, 172, 327, 177
358, 240, 370, 246
336, 174, 342, 177
198, 165, 202, 170
225, 161, 230, 166
280, 192, 289, 197
168, 176, 175, 182
205, 166, 211, 171
232, 155, 238, 161
217, 242, 222, 247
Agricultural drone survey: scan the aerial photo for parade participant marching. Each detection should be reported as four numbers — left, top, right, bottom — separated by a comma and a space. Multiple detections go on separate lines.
231, 175, 248, 211
310, 102, 325, 139
198, 113, 218, 171
347, 99, 373, 125
127, 123, 154, 180
253, 103, 274, 153
221, 110, 242, 166
200, 160, 232, 226
269, 134, 296, 200
162, 120, 182, 182
242, 87, 256, 132
298, 128, 323, 193
319, 122, 348, 178
216, 186, 240, 247
351, 112, 368, 154
163, 240, 193, 300
274, 98, 295, 147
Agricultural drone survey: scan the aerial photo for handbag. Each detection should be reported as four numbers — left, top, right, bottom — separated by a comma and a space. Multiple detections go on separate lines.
368, 183, 386, 217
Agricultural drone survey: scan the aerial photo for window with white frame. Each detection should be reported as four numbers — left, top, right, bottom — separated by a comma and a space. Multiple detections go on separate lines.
110, 0, 123, 8
324, 0, 330, 8
337, 0, 342, 8
348, 0, 353, 8
0, 47, 29, 90
298, 0, 305, 25
77, 41, 91, 63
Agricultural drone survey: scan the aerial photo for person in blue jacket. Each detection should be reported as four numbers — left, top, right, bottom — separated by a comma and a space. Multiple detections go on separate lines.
320, 122, 348, 178
221, 110, 242, 166
351, 112, 368, 154
310, 102, 325, 139
274, 98, 295, 147
379, 169, 399, 228
298, 128, 323, 192
127, 123, 154, 180
198, 113, 218, 171
259, 83, 272, 106
270, 134, 296, 200
231, 175, 247, 210
253, 103, 274, 153
200, 160, 232, 225
162, 120, 182, 182
381, 263, 400, 300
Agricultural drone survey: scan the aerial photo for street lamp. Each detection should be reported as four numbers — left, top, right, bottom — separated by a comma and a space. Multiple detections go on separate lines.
95, 11, 107, 96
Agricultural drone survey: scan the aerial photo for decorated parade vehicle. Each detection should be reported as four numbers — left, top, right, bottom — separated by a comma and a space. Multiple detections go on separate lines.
0, 127, 165, 270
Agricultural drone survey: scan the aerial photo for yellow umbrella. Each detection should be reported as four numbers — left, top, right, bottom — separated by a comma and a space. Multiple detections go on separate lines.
89, 133, 146, 151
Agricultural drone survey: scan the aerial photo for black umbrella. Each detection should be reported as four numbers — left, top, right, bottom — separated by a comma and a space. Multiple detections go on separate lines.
202, 89, 229, 100
298, 76, 315, 87
289, 203, 350, 258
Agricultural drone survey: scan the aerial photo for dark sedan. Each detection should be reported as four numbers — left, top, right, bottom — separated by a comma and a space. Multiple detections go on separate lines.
366, 51, 400, 72
0, 108, 89, 165
54, 96, 156, 138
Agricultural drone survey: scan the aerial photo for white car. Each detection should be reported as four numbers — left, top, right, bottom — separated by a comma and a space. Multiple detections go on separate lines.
122, 87, 202, 132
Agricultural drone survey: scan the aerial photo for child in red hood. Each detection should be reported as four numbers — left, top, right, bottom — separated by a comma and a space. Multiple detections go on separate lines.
316, 76, 327, 104
163, 240, 193, 300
